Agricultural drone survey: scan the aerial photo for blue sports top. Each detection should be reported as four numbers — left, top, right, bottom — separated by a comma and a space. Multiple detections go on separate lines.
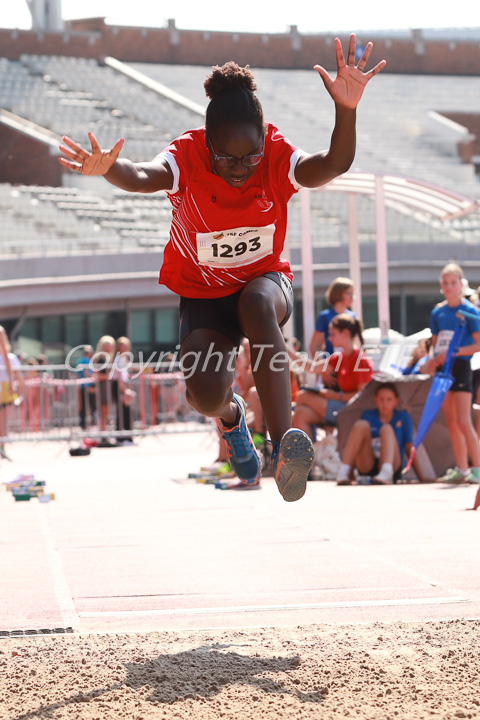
361, 408, 414, 463
430, 299, 480, 361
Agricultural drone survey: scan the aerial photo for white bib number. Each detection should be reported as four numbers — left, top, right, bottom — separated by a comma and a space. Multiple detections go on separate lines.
435, 330, 454, 355
196, 225, 275, 268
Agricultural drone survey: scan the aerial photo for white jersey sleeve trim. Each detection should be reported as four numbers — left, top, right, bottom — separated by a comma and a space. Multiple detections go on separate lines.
289, 149, 309, 190
157, 151, 180, 194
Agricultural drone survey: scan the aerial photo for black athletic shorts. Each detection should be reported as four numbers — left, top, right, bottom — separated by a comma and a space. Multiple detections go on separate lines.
472, 368, 480, 399
179, 271, 294, 347
441, 357, 473, 393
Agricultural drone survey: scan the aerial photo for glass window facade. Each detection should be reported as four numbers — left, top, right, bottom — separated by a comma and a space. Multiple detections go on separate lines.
154, 308, 179, 346
2, 293, 438, 364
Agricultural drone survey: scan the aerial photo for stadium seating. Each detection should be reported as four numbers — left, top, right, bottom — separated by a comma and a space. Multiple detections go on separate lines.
0, 54, 478, 259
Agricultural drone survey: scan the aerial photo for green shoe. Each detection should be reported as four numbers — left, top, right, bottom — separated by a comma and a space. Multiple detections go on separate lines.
466, 467, 480, 484
216, 461, 233, 477
438, 467, 469, 483
251, 432, 264, 449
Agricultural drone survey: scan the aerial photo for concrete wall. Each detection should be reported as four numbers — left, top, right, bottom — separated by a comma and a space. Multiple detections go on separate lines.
0, 124, 62, 186
0, 24, 479, 75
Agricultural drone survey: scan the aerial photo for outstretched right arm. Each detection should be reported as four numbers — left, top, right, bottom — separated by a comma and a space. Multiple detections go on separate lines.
58, 132, 174, 193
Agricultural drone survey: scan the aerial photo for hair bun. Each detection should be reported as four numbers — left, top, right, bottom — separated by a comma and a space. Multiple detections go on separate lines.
204, 62, 257, 99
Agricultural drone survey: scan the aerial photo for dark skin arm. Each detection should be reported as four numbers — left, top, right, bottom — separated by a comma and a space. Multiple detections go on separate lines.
58, 132, 174, 193
295, 34, 386, 188
58, 33, 385, 193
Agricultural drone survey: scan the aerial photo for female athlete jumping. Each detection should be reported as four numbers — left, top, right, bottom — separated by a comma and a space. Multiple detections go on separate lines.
59, 35, 385, 502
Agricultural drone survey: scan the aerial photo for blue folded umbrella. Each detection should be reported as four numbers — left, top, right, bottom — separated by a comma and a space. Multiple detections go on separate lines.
403, 317, 466, 472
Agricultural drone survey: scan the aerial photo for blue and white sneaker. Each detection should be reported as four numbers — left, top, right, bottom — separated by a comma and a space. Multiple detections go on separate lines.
271, 428, 315, 502
217, 394, 262, 485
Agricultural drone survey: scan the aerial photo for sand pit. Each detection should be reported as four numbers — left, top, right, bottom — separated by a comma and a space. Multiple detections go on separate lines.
2, 620, 480, 719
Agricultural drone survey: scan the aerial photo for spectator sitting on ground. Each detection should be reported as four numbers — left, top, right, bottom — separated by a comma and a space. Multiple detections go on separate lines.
292, 314, 373, 439
336, 381, 432, 485
402, 336, 433, 376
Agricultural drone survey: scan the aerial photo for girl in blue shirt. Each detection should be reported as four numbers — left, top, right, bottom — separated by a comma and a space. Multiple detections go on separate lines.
337, 381, 429, 485
428, 263, 480, 484
309, 277, 355, 358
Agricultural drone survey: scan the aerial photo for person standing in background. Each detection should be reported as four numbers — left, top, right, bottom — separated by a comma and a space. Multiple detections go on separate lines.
76, 345, 96, 430
94, 335, 116, 446
427, 263, 480, 484
112, 336, 134, 444
309, 277, 355, 359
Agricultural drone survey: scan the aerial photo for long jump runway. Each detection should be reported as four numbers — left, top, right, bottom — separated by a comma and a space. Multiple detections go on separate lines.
1, 432, 479, 635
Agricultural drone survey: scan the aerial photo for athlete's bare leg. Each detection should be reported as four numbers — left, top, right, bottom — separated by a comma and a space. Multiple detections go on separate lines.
238, 276, 291, 444
180, 329, 238, 423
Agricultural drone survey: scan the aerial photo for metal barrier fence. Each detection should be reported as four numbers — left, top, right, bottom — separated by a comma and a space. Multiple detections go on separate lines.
0, 363, 209, 444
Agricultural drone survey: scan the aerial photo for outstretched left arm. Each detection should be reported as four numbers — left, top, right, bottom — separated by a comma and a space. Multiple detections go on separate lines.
295, 33, 386, 188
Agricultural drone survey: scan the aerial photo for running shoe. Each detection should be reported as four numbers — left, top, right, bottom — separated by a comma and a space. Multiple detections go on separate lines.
466, 467, 480, 484
438, 467, 469, 483
216, 479, 261, 491
336, 465, 351, 485
200, 461, 232, 476
0, 444, 12, 461
372, 464, 394, 485
271, 428, 315, 502
251, 432, 265, 448
217, 394, 262, 485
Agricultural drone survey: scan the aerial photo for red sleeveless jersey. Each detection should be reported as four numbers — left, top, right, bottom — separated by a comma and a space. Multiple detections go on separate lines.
157, 123, 304, 298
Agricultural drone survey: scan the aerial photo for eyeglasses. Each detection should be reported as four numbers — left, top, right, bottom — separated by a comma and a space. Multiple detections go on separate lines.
206, 134, 265, 168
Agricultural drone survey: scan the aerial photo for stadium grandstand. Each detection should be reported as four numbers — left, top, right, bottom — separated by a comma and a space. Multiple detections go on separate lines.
0, 15, 479, 361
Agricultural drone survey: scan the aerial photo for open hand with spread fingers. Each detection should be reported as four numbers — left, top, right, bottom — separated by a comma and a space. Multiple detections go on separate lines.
58, 132, 124, 176
314, 33, 386, 109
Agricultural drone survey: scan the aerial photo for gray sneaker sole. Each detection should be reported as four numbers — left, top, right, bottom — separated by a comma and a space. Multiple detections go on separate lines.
275, 431, 315, 502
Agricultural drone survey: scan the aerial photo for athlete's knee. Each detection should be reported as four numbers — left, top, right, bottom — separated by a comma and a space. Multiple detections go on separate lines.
185, 379, 231, 415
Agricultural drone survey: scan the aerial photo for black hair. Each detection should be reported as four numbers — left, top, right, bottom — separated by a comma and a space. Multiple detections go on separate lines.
204, 62, 264, 137
330, 313, 365, 345
374, 381, 400, 399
